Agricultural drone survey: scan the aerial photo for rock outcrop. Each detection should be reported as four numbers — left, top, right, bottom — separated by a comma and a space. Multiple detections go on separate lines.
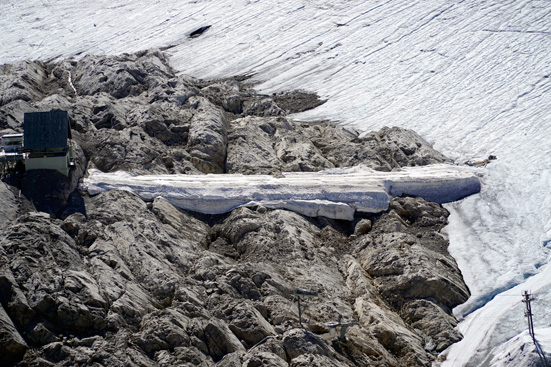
0, 50, 470, 367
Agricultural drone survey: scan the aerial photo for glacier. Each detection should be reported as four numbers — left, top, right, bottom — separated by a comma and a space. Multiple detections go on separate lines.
2, 0, 551, 365
82, 164, 481, 221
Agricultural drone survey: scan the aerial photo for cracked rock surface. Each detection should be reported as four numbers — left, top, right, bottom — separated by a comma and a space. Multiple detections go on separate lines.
0, 50, 468, 367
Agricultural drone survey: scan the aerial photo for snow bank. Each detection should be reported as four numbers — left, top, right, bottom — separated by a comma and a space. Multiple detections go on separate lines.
479, 329, 551, 367
82, 164, 480, 220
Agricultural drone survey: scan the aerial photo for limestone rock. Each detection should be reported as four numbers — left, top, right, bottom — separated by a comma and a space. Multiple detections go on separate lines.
353, 219, 372, 236
151, 196, 209, 245
400, 299, 463, 352
272, 90, 326, 114
71, 49, 173, 99
226, 116, 286, 174
242, 351, 287, 367
215, 351, 245, 367
0, 303, 27, 365
0, 182, 17, 229
378, 126, 449, 167
188, 96, 228, 173
0, 60, 48, 106
282, 328, 332, 360
204, 318, 245, 362
221, 301, 276, 347
289, 354, 351, 367
134, 308, 191, 354
244, 98, 284, 116
0, 50, 472, 367
273, 128, 333, 172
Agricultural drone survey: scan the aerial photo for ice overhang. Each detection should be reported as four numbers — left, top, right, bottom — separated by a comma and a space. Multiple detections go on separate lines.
81, 164, 481, 220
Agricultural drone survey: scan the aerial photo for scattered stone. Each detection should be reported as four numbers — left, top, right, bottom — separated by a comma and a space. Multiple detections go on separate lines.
354, 219, 372, 236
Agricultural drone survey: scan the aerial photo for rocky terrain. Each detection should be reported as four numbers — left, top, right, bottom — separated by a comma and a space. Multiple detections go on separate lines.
0, 50, 469, 366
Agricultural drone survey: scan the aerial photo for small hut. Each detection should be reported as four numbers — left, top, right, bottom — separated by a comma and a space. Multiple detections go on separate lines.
23, 110, 73, 176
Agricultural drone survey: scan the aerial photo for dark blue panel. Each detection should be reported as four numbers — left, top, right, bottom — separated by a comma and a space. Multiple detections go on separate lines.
24, 110, 68, 150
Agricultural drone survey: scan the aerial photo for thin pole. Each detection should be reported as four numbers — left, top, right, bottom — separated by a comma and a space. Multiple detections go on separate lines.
522, 291, 535, 341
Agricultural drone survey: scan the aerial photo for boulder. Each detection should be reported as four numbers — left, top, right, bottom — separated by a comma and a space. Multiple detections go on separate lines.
0, 60, 47, 106
282, 328, 332, 360
71, 49, 173, 99
244, 98, 284, 116
226, 116, 286, 174
204, 318, 245, 362
378, 126, 449, 167
242, 351, 287, 367
223, 301, 276, 347
187, 97, 228, 173
289, 354, 351, 367
400, 299, 463, 352
353, 219, 372, 236
134, 309, 191, 354
0, 182, 17, 229
0, 303, 27, 365
151, 197, 209, 245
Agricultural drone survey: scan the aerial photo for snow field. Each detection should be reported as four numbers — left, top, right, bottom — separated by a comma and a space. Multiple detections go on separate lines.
2, 0, 551, 365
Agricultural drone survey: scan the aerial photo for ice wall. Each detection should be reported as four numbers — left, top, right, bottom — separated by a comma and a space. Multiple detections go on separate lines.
82, 164, 481, 220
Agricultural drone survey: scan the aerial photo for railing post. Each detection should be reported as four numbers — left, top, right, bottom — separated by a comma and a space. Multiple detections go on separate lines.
522, 290, 535, 341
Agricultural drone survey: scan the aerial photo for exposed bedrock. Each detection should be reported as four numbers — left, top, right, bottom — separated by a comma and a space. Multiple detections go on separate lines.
1, 50, 449, 176
0, 188, 469, 366
0, 50, 474, 367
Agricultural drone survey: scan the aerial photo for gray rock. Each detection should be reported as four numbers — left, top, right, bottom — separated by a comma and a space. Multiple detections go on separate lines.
0, 182, 17, 229
204, 318, 245, 362
244, 98, 284, 116
134, 308, 191, 353
0, 50, 472, 367
226, 116, 286, 174
0, 60, 48, 106
353, 219, 372, 236
242, 351, 287, 367
273, 128, 333, 172
215, 351, 245, 367
400, 299, 463, 352
0, 303, 27, 365
223, 301, 276, 347
378, 126, 449, 167
151, 197, 209, 245
283, 328, 332, 360
71, 49, 173, 99
188, 96, 228, 173
289, 354, 351, 367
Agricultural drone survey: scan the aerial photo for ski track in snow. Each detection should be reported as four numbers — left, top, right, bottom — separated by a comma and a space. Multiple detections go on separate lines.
1, 0, 551, 365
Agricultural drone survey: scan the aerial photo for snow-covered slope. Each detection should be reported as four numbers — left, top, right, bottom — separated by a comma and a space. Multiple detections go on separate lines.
82, 164, 480, 220
2, 0, 550, 365
482, 329, 551, 367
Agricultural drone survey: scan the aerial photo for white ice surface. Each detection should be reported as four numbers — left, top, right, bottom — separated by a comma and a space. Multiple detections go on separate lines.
470, 328, 551, 367
82, 164, 480, 220
2, 0, 551, 365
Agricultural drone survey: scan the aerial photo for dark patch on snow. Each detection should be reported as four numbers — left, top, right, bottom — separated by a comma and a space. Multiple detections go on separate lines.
189, 25, 211, 38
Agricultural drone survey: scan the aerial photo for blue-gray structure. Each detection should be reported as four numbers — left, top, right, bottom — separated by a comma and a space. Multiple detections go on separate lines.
22, 110, 73, 176
23, 110, 70, 152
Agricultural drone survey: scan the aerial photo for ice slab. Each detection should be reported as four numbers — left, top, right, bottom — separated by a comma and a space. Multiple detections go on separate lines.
82, 164, 480, 220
